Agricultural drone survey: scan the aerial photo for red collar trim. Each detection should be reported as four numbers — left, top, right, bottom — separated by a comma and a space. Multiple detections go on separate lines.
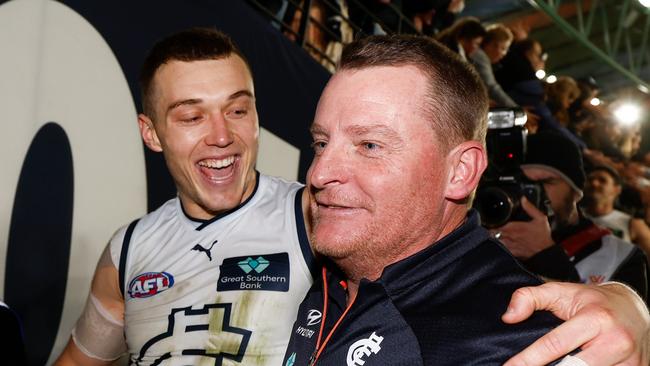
560, 224, 610, 257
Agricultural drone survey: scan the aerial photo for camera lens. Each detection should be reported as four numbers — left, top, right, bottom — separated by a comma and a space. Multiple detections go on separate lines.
475, 187, 514, 228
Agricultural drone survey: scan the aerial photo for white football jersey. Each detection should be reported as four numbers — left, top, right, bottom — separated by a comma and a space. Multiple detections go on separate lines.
588, 209, 632, 242
109, 174, 315, 366
574, 234, 635, 285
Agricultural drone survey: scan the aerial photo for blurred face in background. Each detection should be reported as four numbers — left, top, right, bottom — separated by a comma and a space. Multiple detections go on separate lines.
605, 121, 623, 145
459, 36, 484, 57
629, 127, 642, 156
483, 39, 511, 64
448, 0, 466, 13
560, 91, 577, 109
525, 41, 546, 71
585, 170, 620, 207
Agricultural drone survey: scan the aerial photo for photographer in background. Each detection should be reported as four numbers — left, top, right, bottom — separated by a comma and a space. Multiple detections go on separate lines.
491, 131, 649, 303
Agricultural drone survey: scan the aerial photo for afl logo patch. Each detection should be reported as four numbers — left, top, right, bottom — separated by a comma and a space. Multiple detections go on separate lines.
128, 272, 174, 298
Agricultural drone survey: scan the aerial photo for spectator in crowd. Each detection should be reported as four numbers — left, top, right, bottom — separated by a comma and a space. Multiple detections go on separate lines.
569, 77, 602, 121
495, 39, 586, 148
545, 76, 580, 128
436, 16, 486, 61
583, 165, 650, 256
565, 78, 624, 158
565, 78, 599, 146
348, 0, 403, 36
470, 23, 517, 108
281, 0, 356, 72
495, 39, 545, 92
617, 178, 649, 219
319, 0, 355, 72
494, 131, 648, 303
402, 0, 465, 35
619, 123, 643, 160
582, 119, 627, 163
285, 0, 330, 59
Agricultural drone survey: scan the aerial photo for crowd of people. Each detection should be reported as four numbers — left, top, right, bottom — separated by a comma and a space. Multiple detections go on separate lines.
425, 4, 650, 304
433, 12, 650, 298
254, 0, 467, 70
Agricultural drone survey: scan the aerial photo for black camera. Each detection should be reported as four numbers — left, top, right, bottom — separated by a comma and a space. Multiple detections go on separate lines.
473, 108, 551, 228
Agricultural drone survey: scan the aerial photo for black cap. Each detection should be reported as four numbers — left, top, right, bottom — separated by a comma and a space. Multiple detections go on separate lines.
588, 165, 622, 185
523, 131, 586, 195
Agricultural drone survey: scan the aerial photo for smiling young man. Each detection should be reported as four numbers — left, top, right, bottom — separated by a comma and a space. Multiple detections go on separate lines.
54, 28, 650, 366
140, 47, 259, 218
54, 28, 315, 366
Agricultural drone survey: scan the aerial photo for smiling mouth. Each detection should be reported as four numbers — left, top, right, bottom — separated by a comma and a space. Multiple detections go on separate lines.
198, 156, 235, 169
317, 203, 349, 209
197, 156, 237, 182
314, 198, 362, 212
314, 203, 364, 221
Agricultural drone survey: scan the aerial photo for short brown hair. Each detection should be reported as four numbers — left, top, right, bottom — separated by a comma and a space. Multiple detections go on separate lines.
436, 17, 487, 44
339, 34, 488, 150
483, 24, 513, 46
546, 76, 580, 103
139, 27, 251, 118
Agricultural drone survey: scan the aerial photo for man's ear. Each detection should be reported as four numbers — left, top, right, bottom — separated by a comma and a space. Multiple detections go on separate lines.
138, 114, 163, 152
444, 141, 487, 200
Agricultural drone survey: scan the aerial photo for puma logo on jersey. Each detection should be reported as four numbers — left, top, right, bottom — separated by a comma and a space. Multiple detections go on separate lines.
192, 240, 218, 261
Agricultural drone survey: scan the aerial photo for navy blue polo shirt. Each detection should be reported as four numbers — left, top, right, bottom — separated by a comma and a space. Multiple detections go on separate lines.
283, 210, 568, 365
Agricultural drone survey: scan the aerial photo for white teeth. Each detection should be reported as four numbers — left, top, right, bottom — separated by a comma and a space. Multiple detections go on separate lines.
198, 156, 235, 169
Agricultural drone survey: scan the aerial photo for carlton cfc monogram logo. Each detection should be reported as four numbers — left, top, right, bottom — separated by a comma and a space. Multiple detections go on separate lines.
347, 332, 384, 366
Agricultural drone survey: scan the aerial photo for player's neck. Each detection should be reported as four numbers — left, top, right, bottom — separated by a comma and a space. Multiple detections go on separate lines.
587, 201, 614, 217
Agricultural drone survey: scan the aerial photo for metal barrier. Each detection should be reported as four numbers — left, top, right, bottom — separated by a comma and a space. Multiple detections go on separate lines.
248, 0, 648, 91
530, 0, 648, 91
247, 0, 418, 70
